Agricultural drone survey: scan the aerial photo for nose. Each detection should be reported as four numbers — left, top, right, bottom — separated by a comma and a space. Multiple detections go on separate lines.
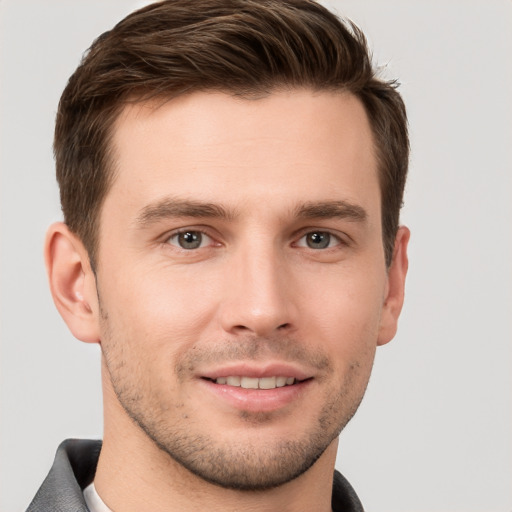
218, 243, 298, 338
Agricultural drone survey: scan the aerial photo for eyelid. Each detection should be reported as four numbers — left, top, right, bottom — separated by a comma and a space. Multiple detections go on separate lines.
162, 226, 221, 249
292, 228, 349, 248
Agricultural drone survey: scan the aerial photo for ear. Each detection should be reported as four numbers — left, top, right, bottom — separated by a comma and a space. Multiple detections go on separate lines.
377, 226, 410, 346
45, 222, 100, 343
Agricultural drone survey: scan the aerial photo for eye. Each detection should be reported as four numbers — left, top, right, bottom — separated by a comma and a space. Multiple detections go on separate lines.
167, 230, 213, 250
296, 231, 341, 250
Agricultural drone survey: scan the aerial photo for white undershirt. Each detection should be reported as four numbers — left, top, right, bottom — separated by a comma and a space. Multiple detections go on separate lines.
83, 482, 113, 512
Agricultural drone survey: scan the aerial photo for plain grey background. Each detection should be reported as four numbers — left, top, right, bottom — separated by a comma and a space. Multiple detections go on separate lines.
1, 1, 511, 511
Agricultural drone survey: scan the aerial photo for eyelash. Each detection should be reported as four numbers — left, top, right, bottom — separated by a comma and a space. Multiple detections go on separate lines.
162, 227, 349, 252
164, 228, 217, 250
294, 230, 346, 250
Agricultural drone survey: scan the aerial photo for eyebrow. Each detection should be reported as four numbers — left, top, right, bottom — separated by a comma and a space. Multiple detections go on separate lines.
295, 201, 367, 222
135, 197, 367, 227
136, 198, 238, 226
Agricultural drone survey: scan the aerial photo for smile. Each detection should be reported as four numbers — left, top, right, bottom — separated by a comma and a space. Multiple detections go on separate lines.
199, 370, 313, 412
211, 376, 297, 389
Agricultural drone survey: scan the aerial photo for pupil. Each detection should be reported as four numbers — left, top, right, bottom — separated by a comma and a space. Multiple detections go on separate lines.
179, 231, 201, 249
307, 232, 330, 249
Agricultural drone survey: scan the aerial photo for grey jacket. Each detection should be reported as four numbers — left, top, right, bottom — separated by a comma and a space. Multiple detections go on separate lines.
27, 439, 364, 511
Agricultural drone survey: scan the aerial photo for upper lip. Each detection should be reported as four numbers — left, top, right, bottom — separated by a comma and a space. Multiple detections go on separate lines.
199, 362, 313, 381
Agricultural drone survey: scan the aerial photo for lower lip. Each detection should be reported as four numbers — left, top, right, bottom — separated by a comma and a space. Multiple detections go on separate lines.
199, 379, 312, 413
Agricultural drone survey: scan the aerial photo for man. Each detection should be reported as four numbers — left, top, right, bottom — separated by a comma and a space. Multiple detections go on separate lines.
27, 0, 409, 510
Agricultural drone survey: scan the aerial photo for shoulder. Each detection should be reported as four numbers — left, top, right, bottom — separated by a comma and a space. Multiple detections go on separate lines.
331, 469, 365, 512
26, 439, 102, 512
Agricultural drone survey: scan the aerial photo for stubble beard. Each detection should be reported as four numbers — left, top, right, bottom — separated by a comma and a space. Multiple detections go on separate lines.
100, 312, 371, 491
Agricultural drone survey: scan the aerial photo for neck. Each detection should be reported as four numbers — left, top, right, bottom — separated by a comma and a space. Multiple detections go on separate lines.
95, 370, 337, 512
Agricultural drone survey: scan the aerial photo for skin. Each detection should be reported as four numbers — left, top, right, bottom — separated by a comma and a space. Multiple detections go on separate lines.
46, 89, 409, 512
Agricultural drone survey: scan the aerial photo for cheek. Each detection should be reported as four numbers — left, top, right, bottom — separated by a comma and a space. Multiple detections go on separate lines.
101, 264, 219, 333
309, 271, 385, 364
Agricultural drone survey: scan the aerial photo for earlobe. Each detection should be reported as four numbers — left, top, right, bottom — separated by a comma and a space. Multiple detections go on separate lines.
377, 226, 410, 346
45, 222, 100, 344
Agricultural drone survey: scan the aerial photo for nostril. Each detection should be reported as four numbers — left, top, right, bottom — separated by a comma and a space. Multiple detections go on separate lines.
230, 323, 291, 334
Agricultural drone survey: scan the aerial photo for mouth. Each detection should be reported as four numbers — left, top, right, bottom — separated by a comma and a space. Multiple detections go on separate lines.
198, 364, 314, 413
203, 376, 304, 389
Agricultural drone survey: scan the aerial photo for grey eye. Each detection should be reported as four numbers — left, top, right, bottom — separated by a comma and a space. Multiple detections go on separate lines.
169, 231, 206, 249
305, 231, 331, 249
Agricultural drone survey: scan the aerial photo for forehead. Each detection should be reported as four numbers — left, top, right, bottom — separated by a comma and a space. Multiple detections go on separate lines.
106, 89, 380, 219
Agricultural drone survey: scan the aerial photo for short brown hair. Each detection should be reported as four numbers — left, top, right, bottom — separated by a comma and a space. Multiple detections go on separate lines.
54, 0, 408, 268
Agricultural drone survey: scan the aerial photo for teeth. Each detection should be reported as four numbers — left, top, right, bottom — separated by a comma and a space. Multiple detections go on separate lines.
214, 376, 297, 389
258, 377, 276, 389
226, 376, 241, 386
241, 377, 259, 389
276, 376, 287, 387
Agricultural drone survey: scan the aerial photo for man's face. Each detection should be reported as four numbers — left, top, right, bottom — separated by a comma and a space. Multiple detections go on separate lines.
94, 90, 398, 489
